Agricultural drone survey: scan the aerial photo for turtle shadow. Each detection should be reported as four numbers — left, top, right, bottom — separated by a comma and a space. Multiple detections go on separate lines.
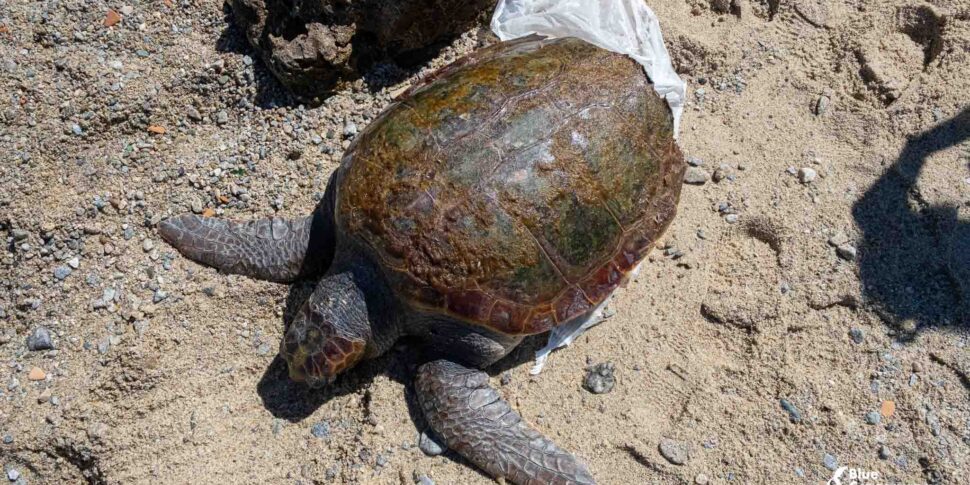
851, 106, 970, 337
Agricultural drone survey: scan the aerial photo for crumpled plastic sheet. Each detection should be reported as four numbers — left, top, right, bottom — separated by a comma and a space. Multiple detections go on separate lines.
491, 0, 686, 137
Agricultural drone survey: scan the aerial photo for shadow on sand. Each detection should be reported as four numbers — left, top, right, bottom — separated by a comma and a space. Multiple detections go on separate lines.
852, 106, 970, 336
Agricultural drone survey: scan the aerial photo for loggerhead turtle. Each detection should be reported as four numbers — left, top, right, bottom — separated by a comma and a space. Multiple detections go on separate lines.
159, 36, 684, 484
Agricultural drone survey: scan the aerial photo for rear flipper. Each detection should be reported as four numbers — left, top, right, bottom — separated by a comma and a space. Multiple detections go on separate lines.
415, 360, 595, 485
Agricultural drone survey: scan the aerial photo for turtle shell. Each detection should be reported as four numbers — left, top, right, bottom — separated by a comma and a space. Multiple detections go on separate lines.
335, 36, 685, 335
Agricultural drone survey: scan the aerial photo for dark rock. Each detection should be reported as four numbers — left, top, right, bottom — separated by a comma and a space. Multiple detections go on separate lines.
230, 0, 494, 100
26, 326, 54, 351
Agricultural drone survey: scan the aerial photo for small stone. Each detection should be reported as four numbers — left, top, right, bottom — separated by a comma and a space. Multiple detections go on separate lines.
712, 167, 728, 182
67, 257, 80, 269
215, 111, 229, 125
687, 156, 704, 167
880, 400, 895, 418
413, 471, 435, 485
153, 290, 168, 303
2, 435, 12, 444
53, 266, 72, 280
836, 244, 857, 261
658, 438, 690, 465
142, 239, 154, 252
865, 411, 882, 425
583, 362, 615, 394
724, 214, 739, 224
26, 326, 53, 351
849, 327, 865, 344
103, 9, 122, 27
823, 453, 838, 471
11, 229, 28, 241
828, 231, 849, 247
28, 367, 46, 381
814, 95, 830, 116
695, 473, 710, 485
878, 445, 891, 460
798, 167, 817, 184
120, 5, 134, 15
418, 429, 446, 456
311, 421, 331, 439
6, 468, 19, 482
684, 167, 710, 185
779, 398, 801, 423
343, 121, 358, 138
185, 106, 203, 121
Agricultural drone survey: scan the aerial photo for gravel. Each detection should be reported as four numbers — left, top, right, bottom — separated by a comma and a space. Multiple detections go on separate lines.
823, 453, 838, 471
418, 429, 446, 456
684, 167, 710, 185
836, 244, 857, 261
865, 411, 882, 425
311, 421, 331, 439
849, 327, 865, 344
53, 266, 72, 280
583, 362, 616, 394
658, 438, 690, 465
798, 167, 817, 184
779, 398, 802, 423
26, 326, 53, 351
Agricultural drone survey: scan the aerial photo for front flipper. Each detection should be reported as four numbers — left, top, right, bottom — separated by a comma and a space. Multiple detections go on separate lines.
415, 360, 595, 485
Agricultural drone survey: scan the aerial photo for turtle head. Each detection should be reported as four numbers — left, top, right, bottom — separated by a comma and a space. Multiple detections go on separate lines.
280, 271, 372, 388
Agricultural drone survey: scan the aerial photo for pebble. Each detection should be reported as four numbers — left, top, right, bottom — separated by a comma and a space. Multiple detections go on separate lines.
142, 239, 154, 252
865, 411, 881, 425
6, 469, 19, 482
823, 453, 838, 471
28, 367, 46, 381
53, 266, 72, 280
2, 435, 12, 444
712, 167, 728, 183
583, 362, 615, 394
724, 214, 739, 224
67, 257, 80, 269
779, 398, 801, 423
216, 111, 229, 125
26, 326, 53, 351
418, 429, 445, 456
343, 121, 358, 138
849, 327, 864, 344
879, 445, 891, 460
687, 156, 704, 167
413, 471, 435, 485
827, 231, 849, 247
836, 244, 857, 261
814, 95, 830, 116
658, 438, 690, 465
185, 106, 203, 121
153, 290, 168, 303
310, 421, 330, 439
695, 473, 709, 484
684, 167, 710, 185
11, 229, 28, 241
798, 167, 817, 184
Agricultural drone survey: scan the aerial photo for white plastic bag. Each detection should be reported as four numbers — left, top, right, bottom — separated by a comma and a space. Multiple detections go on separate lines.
491, 0, 686, 137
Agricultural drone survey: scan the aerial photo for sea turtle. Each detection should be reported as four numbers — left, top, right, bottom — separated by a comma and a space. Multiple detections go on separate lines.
159, 36, 684, 484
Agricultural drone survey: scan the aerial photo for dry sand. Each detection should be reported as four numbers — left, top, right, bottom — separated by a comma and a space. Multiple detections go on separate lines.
1, 0, 969, 484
